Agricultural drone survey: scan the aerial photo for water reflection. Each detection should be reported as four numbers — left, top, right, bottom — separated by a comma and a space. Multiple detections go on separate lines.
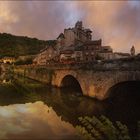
0, 74, 106, 139
0, 101, 77, 139
0, 74, 139, 138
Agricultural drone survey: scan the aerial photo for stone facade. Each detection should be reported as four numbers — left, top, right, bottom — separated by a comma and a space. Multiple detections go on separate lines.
56, 33, 65, 50
18, 55, 37, 61
82, 40, 102, 62
113, 52, 130, 59
33, 46, 58, 65
15, 58, 140, 100
2, 57, 16, 64
64, 21, 92, 47
33, 21, 115, 65
98, 46, 113, 60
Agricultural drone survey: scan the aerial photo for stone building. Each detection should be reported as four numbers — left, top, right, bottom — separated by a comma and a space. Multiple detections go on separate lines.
18, 55, 37, 62
74, 40, 114, 62
33, 21, 114, 65
59, 45, 75, 63
60, 39, 113, 63
56, 33, 65, 50
113, 52, 130, 59
63, 21, 92, 47
98, 46, 113, 60
33, 45, 58, 65
82, 39, 102, 62
59, 21, 114, 62
2, 57, 16, 64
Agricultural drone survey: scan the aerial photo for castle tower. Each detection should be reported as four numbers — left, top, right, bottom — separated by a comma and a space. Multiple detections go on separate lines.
75, 21, 83, 30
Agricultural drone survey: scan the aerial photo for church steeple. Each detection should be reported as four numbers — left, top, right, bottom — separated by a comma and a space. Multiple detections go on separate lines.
130, 45, 135, 56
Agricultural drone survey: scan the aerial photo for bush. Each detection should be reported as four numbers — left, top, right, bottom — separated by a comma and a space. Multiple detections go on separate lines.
76, 116, 132, 140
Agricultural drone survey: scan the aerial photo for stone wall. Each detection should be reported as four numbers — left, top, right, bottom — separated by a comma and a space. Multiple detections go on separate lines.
14, 58, 140, 100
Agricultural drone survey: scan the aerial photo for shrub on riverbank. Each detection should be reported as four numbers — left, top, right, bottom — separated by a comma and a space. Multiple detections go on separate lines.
76, 116, 139, 140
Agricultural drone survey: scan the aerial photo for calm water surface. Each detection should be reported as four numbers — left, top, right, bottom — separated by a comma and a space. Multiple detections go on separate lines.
0, 73, 139, 139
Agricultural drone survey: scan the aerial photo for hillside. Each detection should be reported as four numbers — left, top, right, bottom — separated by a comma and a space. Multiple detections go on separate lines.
0, 33, 56, 58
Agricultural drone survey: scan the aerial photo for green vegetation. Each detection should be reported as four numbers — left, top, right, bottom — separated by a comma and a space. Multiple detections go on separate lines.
0, 33, 56, 57
76, 116, 139, 140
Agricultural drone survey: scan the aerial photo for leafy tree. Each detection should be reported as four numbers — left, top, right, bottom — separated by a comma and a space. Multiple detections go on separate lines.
0, 33, 56, 57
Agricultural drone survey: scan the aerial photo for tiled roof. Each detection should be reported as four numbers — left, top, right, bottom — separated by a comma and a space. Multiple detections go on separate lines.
57, 33, 65, 39
84, 39, 102, 46
40, 45, 57, 53
114, 52, 130, 56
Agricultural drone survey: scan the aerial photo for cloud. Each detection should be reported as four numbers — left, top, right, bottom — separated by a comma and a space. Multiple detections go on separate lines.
0, 1, 140, 53
73, 1, 140, 53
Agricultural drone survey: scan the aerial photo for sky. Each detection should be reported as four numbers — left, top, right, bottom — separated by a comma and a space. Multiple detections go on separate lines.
0, 1, 140, 53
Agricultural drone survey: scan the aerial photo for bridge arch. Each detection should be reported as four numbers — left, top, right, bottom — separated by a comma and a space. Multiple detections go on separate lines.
52, 70, 96, 97
52, 70, 140, 100
102, 71, 140, 99
60, 74, 83, 93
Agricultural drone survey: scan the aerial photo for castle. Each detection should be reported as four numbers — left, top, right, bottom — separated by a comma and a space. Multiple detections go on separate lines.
33, 21, 130, 65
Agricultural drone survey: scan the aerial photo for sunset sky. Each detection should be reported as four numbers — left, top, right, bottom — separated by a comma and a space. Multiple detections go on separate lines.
0, 1, 140, 53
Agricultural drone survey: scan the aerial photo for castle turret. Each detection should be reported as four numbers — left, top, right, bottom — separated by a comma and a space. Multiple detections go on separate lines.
75, 21, 83, 30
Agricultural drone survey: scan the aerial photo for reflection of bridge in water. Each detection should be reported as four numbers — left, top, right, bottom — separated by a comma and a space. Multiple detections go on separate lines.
15, 57, 140, 100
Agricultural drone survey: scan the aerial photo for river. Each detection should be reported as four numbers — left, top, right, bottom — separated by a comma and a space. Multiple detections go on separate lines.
0, 73, 139, 139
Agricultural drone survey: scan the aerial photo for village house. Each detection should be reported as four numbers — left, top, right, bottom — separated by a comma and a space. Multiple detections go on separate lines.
18, 55, 37, 61
98, 46, 113, 60
55, 33, 65, 50
113, 52, 130, 59
60, 39, 113, 63
33, 21, 115, 65
2, 57, 16, 64
82, 39, 102, 62
33, 45, 58, 65
59, 45, 76, 63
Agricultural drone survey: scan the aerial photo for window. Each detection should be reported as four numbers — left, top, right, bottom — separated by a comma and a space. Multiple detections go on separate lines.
86, 57, 88, 61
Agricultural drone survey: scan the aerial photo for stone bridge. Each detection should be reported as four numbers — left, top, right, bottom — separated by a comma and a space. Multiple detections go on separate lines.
14, 57, 140, 100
